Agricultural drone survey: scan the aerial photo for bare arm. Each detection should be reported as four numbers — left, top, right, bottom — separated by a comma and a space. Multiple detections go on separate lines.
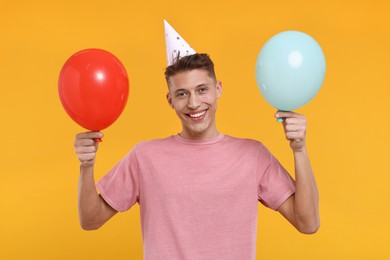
75, 132, 117, 230
275, 112, 320, 234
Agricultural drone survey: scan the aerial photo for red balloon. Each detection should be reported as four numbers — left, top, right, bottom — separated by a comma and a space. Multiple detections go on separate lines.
58, 49, 129, 131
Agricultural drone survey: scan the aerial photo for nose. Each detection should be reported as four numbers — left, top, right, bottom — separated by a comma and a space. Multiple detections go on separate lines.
187, 93, 201, 109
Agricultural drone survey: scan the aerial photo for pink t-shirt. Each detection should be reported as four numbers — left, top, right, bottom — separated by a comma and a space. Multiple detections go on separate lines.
97, 134, 295, 260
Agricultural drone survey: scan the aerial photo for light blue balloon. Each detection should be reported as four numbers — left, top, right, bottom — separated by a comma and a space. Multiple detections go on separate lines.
256, 31, 326, 111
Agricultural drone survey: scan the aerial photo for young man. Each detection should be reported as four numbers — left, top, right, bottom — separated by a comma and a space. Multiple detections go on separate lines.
75, 53, 319, 259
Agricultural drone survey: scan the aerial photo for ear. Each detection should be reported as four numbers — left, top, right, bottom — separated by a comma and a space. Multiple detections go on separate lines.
166, 92, 174, 108
216, 80, 222, 99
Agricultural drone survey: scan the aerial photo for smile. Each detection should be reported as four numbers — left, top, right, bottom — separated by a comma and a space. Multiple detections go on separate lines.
186, 110, 207, 120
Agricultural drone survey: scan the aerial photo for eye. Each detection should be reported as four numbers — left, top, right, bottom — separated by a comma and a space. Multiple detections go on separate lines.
176, 91, 188, 98
198, 87, 208, 93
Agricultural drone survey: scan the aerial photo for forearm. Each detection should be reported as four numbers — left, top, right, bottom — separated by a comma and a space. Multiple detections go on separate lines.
292, 147, 320, 233
78, 165, 107, 230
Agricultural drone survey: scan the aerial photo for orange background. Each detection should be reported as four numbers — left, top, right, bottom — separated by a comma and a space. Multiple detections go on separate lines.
1, 0, 389, 259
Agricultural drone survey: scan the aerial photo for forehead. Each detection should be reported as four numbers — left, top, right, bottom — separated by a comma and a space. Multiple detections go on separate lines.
169, 69, 214, 90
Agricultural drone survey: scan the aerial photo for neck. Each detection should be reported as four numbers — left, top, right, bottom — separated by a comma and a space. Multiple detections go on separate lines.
179, 127, 220, 141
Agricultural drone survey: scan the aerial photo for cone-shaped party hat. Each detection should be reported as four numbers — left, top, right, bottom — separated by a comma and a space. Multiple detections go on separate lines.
164, 20, 196, 66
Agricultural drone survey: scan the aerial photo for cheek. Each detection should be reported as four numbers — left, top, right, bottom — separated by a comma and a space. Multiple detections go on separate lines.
201, 95, 218, 106
172, 98, 186, 107
172, 100, 188, 115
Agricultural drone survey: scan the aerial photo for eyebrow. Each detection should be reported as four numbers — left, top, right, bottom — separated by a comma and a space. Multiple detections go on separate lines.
196, 83, 208, 88
174, 83, 209, 94
174, 88, 187, 94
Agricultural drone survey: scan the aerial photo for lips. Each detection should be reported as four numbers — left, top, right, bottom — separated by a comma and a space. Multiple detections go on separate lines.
186, 110, 207, 121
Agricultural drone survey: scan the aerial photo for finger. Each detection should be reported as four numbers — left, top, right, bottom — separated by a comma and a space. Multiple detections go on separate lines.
76, 132, 104, 140
74, 138, 96, 147
284, 117, 306, 127
75, 145, 97, 154
284, 116, 306, 125
78, 153, 96, 162
284, 124, 305, 132
286, 131, 306, 141
275, 111, 305, 120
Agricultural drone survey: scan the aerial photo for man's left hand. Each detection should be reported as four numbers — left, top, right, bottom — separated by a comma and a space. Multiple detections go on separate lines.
275, 111, 307, 152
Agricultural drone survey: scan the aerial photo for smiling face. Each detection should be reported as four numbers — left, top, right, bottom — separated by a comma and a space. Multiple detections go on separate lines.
167, 69, 222, 140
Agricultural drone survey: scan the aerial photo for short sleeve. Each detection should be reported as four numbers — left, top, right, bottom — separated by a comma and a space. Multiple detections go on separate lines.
96, 148, 140, 212
257, 144, 296, 211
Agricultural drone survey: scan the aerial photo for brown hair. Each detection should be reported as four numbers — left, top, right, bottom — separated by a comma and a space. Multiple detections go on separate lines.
164, 53, 217, 86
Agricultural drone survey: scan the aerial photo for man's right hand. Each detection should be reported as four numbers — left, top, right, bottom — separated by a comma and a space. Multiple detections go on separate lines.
75, 131, 117, 230
74, 132, 103, 167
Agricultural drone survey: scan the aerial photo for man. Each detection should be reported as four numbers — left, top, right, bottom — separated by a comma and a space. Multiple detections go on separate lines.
74, 21, 319, 259
75, 52, 319, 259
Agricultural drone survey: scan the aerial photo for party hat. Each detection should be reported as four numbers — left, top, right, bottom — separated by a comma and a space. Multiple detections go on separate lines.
164, 20, 196, 66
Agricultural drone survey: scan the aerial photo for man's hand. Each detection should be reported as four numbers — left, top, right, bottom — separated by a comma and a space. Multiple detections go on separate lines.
275, 111, 307, 152
275, 111, 320, 234
74, 131, 117, 230
74, 132, 103, 167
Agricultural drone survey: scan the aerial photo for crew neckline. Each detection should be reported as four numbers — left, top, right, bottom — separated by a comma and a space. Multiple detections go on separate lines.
173, 133, 225, 145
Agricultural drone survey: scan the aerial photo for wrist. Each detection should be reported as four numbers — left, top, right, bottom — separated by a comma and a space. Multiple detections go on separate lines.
292, 146, 308, 156
80, 164, 94, 175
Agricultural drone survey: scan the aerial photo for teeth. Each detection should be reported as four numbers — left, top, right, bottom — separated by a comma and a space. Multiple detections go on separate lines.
189, 111, 206, 118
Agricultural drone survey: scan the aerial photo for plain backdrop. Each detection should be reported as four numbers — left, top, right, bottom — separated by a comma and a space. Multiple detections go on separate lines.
1, 0, 389, 259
